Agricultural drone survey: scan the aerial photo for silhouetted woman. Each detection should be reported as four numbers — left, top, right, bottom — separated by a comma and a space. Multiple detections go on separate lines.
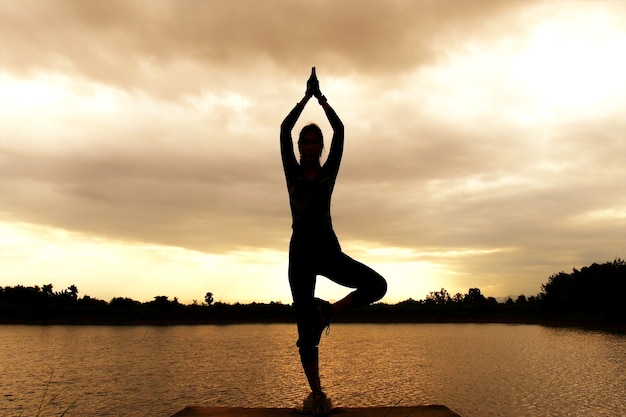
280, 68, 387, 416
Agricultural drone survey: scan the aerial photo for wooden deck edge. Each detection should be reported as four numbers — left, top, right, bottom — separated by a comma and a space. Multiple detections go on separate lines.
171, 405, 461, 416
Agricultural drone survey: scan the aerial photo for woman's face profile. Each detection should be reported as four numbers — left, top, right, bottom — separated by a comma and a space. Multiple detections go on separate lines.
299, 131, 322, 163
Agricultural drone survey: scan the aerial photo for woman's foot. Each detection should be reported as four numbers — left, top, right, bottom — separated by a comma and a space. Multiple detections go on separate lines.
313, 298, 333, 345
303, 390, 332, 416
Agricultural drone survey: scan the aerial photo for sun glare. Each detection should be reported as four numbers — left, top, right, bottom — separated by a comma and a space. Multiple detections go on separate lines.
0, 73, 66, 108
513, 13, 626, 115
410, 6, 626, 129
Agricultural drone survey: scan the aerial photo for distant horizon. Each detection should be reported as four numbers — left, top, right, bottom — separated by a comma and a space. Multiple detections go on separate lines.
8, 257, 624, 306
4, 258, 625, 330
0, 277, 551, 305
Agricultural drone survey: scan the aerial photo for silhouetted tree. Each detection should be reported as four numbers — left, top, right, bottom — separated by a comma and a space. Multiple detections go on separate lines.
464, 288, 486, 304
146, 295, 184, 313
78, 295, 107, 308
205, 292, 214, 306
541, 258, 625, 320
53, 285, 79, 305
425, 288, 451, 305
42, 284, 54, 297
110, 297, 141, 309
67, 285, 78, 301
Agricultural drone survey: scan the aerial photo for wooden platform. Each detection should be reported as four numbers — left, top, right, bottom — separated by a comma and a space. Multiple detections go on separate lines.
172, 405, 461, 416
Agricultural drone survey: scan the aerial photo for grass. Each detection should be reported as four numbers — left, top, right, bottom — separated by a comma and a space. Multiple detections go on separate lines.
16, 371, 77, 417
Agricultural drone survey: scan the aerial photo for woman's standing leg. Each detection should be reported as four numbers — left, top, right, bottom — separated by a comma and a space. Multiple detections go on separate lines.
289, 257, 323, 392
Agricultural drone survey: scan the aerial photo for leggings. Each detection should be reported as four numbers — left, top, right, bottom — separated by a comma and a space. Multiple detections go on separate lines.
288, 228, 387, 364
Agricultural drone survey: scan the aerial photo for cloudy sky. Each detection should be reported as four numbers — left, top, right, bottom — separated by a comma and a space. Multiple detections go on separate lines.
1, 0, 625, 305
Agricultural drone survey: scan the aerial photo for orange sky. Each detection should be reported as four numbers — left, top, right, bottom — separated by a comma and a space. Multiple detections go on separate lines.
1, 0, 625, 304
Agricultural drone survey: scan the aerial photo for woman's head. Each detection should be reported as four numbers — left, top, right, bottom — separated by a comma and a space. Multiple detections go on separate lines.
298, 123, 324, 164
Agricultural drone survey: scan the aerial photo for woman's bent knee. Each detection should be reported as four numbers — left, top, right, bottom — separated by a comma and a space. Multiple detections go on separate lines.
368, 274, 387, 303
352, 273, 387, 307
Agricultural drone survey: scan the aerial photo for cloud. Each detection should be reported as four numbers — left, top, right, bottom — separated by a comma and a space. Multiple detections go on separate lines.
0, 0, 542, 99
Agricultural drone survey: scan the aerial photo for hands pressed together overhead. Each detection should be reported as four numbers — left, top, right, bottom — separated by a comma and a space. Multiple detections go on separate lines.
306, 67, 327, 103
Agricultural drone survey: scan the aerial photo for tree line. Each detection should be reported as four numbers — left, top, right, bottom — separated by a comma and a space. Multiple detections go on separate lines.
1, 259, 624, 326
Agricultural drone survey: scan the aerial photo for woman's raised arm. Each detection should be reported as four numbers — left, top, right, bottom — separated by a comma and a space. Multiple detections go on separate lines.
319, 97, 344, 171
280, 94, 312, 173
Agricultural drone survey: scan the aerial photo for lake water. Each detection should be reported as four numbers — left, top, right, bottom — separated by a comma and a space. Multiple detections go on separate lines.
1, 323, 624, 417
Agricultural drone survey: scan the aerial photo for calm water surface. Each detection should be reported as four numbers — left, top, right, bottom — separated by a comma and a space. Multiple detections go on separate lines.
1, 323, 624, 417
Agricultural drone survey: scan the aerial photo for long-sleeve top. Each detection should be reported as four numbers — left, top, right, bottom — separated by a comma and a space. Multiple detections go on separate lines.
280, 101, 345, 232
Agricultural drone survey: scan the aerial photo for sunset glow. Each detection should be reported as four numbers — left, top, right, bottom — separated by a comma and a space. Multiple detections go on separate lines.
1, 1, 625, 304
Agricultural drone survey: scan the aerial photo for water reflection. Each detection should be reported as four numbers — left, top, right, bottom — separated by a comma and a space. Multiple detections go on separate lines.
1, 324, 624, 417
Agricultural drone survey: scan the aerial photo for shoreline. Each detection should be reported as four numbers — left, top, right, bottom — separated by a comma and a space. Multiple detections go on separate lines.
1, 317, 624, 333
